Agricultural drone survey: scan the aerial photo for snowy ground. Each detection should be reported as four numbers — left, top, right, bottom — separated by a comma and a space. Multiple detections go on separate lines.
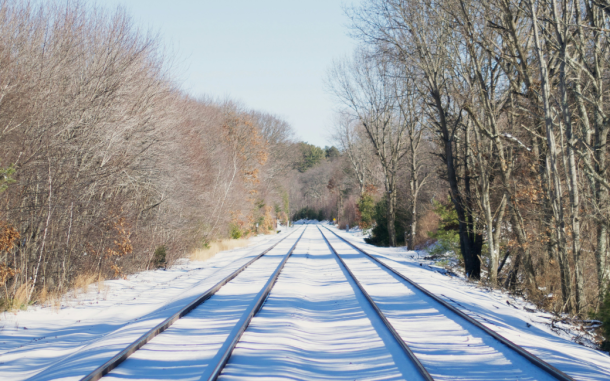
321, 224, 610, 381
220, 226, 423, 380
102, 231, 303, 381
0, 232, 293, 380
1, 223, 609, 380
320, 227, 555, 380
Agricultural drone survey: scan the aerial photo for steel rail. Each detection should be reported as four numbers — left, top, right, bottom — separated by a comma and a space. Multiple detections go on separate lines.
316, 225, 434, 381
320, 224, 574, 381
73, 227, 303, 381
206, 226, 307, 380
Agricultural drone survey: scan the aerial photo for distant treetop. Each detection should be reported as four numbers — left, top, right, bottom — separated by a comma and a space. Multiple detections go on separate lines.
294, 142, 325, 172
324, 146, 340, 161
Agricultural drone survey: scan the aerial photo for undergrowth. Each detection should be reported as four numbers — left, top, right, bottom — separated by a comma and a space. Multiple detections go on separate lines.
0, 272, 106, 312
190, 239, 251, 262
594, 290, 610, 352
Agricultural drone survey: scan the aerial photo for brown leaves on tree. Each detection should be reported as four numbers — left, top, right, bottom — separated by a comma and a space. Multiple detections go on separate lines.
0, 222, 19, 252
105, 217, 133, 278
0, 222, 19, 286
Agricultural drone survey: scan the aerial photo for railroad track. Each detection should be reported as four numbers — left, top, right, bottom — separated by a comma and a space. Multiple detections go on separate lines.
28, 226, 306, 381
27, 224, 576, 380
317, 224, 573, 381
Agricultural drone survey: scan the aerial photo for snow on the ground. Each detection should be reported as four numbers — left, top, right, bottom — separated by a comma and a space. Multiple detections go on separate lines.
220, 226, 424, 380
2, 222, 610, 381
321, 227, 555, 381
0, 231, 292, 380
101, 233, 302, 381
324, 224, 610, 381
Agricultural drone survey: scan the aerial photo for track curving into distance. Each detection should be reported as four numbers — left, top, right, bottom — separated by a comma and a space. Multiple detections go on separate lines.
318, 224, 574, 381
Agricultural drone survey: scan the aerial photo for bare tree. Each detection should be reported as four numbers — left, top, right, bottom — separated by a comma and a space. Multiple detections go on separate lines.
0, 0, 297, 306
348, 0, 484, 276
328, 49, 410, 246
332, 113, 377, 196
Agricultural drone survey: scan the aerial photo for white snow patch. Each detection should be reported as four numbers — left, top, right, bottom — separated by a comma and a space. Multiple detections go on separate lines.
326, 225, 610, 381
0, 232, 288, 380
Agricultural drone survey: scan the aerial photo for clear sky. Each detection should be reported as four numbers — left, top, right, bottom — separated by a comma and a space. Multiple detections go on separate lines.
101, 0, 358, 147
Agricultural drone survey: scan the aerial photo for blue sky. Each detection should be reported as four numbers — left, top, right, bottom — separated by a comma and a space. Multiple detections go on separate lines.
101, 0, 358, 147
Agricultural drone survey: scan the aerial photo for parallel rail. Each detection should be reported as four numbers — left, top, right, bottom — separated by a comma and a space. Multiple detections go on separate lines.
29, 224, 575, 380
206, 226, 307, 380
73, 227, 303, 381
317, 225, 433, 381
319, 224, 574, 381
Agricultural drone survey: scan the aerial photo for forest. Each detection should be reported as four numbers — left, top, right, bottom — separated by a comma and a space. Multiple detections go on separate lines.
0, 0, 304, 309
293, 0, 610, 320
2, 0, 610, 328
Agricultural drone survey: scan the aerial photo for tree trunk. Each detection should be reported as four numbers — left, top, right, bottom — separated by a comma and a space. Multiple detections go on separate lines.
387, 182, 397, 247
595, 126, 610, 302
432, 88, 481, 278
552, 0, 585, 313
410, 192, 417, 250
509, 201, 538, 290
409, 157, 419, 250
529, 1, 574, 312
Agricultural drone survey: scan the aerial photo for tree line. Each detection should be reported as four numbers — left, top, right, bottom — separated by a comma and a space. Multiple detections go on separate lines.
0, 0, 296, 309
305, 0, 610, 319
3, 0, 609, 327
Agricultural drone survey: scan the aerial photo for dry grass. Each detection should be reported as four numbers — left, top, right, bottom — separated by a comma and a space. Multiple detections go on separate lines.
13, 283, 29, 307
35, 286, 62, 311
71, 273, 106, 298
0, 283, 30, 311
190, 239, 251, 262
7, 273, 109, 312
12, 283, 29, 310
